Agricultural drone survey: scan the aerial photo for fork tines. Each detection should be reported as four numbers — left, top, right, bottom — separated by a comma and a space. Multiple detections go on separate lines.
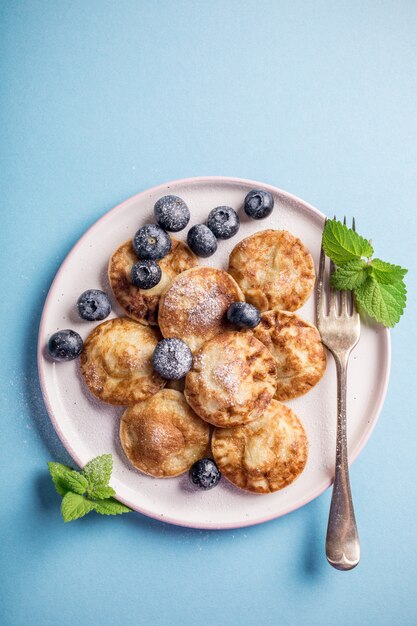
316, 217, 358, 323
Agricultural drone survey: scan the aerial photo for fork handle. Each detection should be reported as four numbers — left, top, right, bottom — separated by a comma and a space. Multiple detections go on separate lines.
326, 354, 360, 570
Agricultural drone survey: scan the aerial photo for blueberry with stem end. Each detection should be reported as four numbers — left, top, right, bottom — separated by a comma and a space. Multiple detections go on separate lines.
133, 224, 171, 260
77, 289, 112, 321
207, 206, 240, 240
131, 260, 162, 289
244, 189, 274, 220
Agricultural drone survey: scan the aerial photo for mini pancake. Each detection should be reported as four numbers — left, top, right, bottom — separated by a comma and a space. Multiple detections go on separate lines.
108, 238, 198, 326
247, 309, 326, 401
120, 389, 210, 477
158, 266, 244, 353
211, 400, 308, 494
184, 331, 277, 428
228, 229, 315, 312
80, 317, 165, 405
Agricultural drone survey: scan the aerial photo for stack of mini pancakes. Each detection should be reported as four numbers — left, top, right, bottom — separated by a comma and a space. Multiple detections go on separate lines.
80, 230, 326, 494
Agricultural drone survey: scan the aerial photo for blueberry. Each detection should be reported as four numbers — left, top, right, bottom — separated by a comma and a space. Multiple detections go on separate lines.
153, 338, 193, 380
244, 188, 274, 220
207, 206, 240, 240
131, 260, 161, 289
48, 329, 83, 361
133, 224, 171, 260
227, 302, 261, 328
154, 195, 190, 232
187, 224, 217, 257
189, 458, 221, 490
77, 289, 112, 321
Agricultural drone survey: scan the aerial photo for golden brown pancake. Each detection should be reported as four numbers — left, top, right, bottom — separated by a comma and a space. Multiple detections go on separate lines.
108, 238, 198, 326
228, 229, 315, 312
120, 390, 210, 477
211, 400, 308, 494
247, 309, 326, 401
184, 331, 277, 427
158, 266, 244, 352
80, 317, 165, 405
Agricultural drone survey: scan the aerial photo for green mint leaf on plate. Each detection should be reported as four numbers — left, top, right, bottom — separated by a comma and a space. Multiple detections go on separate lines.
322, 219, 374, 265
370, 258, 408, 284
89, 485, 116, 500
355, 277, 407, 328
93, 498, 132, 516
48, 462, 88, 496
61, 492, 95, 522
330, 259, 370, 290
82, 454, 112, 490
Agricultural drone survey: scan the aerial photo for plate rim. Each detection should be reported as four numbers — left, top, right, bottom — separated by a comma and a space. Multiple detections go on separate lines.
37, 175, 391, 529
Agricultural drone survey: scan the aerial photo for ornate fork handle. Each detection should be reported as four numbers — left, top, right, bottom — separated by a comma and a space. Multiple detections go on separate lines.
326, 351, 360, 570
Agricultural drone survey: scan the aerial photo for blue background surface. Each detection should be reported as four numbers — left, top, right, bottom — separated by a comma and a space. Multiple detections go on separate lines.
1, 2, 417, 625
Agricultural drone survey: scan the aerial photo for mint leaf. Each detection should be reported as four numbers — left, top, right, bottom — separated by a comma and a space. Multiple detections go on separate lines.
82, 454, 112, 490
89, 485, 116, 500
48, 462, 73, 496
48, 462, 88, 496
62, 472, 88, 495
322, 219, 374, 265
93, 498, 132, 516
61, 492, 95, 522
49, 454, 132, 522
330, 259, 370, 290
370, 258, 408, 284
355, 277, 406, 327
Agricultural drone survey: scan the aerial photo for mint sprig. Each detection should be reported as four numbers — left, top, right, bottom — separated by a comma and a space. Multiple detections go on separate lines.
82, 454, 113, 491
48, 454, 132, 522
330, 259, 370, 290
369, 258, 407, 285
355, 277, 406, 328
323, 219, 407, 328
61, 492, 95, 522
93, 498, 133, 515
322, 219, 374, 264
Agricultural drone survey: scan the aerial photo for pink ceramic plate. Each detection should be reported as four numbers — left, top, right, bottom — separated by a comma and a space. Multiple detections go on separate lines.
38, 176, 390, 529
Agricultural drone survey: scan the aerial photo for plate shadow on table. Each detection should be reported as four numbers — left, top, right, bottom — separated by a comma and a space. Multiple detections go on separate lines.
118, 477, 329, 581
295, 494, 329, 580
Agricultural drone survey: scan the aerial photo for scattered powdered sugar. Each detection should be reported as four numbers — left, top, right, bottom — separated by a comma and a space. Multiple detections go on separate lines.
164, 278, 229, 330
146, 422, 180, 452
212, 363, 239, 394
188, 286, 225, 328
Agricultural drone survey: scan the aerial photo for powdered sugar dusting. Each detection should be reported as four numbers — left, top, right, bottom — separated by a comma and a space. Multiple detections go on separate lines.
164, 276, 230, 330
188, 286, 225, 328
154, 195, 190, 232
146, 422, 181, 452
213, 363, 239, 394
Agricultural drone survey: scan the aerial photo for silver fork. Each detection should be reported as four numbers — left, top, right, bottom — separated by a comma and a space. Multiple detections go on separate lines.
316, 216, 361, 571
